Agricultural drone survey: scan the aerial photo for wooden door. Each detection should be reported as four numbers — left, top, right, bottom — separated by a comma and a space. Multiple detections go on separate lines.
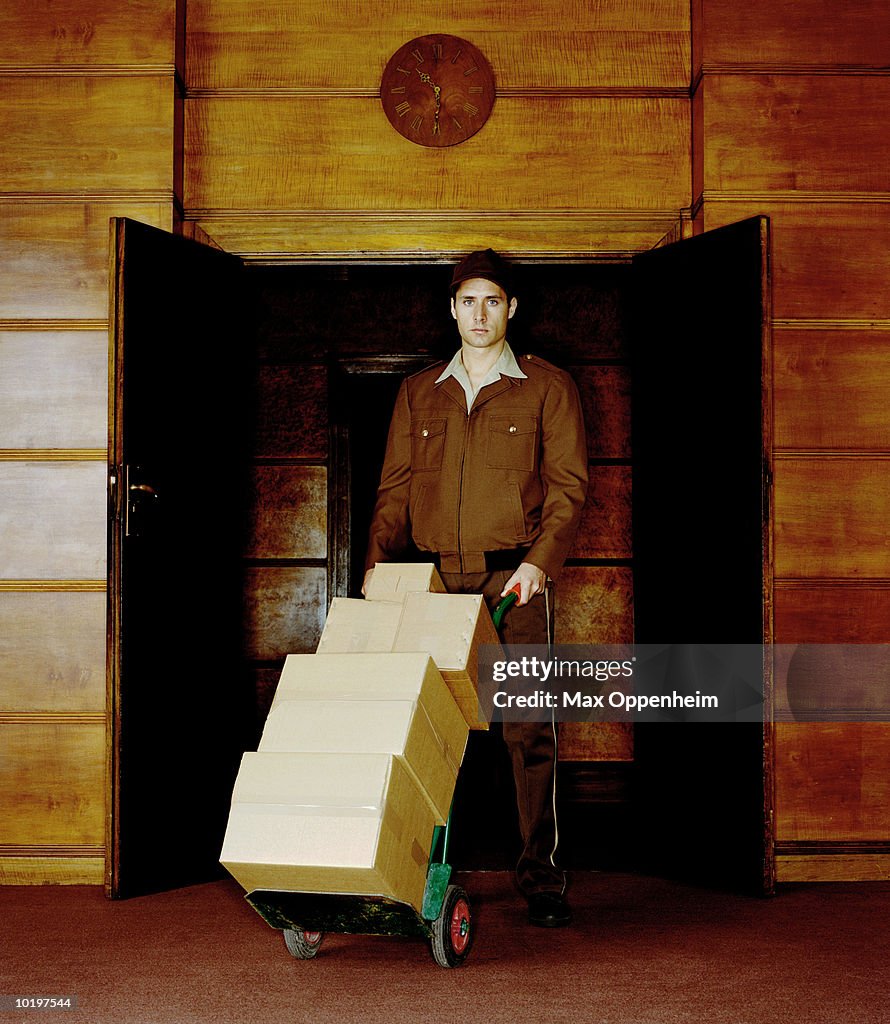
107, 218, 257, 898
630, 216, 775, 894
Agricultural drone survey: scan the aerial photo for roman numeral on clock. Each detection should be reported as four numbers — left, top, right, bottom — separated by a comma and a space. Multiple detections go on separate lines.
395, 101, 411, 117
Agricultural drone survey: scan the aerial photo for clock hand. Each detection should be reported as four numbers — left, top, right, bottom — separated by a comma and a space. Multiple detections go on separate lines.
417, 69, 442, 135
417, 70, 440, 89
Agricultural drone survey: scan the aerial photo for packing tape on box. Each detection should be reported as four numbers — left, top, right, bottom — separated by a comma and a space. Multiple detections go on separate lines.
385, 803, 429, 870
411, 838, 428, 869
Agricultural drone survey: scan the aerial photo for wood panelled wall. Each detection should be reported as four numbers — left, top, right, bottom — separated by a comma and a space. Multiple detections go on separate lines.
3, 0, 888, 885
692, 0, 890, 881
0, 0, 182, 883
182, 0, 690, 259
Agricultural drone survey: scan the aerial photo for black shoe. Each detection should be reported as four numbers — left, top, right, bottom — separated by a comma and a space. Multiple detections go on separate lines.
527, 891, 572, 928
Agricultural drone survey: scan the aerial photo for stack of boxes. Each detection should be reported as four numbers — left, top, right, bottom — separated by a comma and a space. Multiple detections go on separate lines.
220, 564, 502, 915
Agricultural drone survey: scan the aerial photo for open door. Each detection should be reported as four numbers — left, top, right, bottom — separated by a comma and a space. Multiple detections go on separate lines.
107, 218, 257, 898
630, 216, 774, 895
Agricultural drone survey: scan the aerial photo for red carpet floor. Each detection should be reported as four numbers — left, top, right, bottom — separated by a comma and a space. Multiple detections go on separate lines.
2, 871, 888, 1024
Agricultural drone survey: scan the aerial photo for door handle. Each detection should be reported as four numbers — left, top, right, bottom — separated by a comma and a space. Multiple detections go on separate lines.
124, 467, 159, 538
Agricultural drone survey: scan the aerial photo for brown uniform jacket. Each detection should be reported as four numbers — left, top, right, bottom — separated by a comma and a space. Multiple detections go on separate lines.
365, 353, 588, 580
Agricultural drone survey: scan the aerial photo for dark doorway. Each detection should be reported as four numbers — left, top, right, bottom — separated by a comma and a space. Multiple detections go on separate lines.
109, 226, 772, 898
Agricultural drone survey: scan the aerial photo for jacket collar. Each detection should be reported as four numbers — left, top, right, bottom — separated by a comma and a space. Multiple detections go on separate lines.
434, 341, 526, 412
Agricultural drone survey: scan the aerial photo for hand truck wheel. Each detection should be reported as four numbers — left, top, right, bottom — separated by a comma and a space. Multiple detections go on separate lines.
283, 927, 324, 960
430, 884, 473, 968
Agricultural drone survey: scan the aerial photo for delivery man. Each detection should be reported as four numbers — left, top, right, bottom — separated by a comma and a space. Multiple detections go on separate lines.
363, 248, 588, 927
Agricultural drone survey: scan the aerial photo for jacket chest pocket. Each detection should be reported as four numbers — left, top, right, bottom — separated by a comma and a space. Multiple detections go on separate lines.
410, 418, 446, 471
486, 415, 537, 472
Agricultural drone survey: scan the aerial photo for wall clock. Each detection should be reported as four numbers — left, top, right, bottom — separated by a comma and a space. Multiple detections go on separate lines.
380, 34, 496, 148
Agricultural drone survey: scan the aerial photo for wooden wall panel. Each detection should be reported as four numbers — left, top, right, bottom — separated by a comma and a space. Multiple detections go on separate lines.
702, 76, 890, 194
0, 0, 176, 66
243, 566, 327, 660
575, 365, 631, 458
0, 857, 104, 885
252, 664, 285, 733
570, 466, 632, 560
774, 458, 890, 578
703, 202, 890, 321
251, 267, 447, 361
254, 365, 328, 460
0, 723, 104, 844
699, 0, 890, 66
775, 585, 890, 643
196, 212, 679, 262
0, 593, 105, 712
0, 76, 173, 193
185, 0, 689, 90
0, 203, 172, 319
516, 265, 632, 360
184, 97, 689, 212
0, 462, 106, 579
0, 0, 179, 885
560, 722, 634, 762
776, 724, 890, 841
774, 329, 890, 450
246, 465, 327, 560
554, 567, 634, 762
691, 77, 704, 202
0, 331, 106, 449
554, 566, 633, 644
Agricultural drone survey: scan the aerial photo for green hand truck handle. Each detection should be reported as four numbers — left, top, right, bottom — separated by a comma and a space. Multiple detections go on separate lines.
492, 586, 520, 631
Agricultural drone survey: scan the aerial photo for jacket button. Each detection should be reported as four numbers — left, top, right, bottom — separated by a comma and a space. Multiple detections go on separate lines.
421, 429, 429, 437
509, 425, 517, 433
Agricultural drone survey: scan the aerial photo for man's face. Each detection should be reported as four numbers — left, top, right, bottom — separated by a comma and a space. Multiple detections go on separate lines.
450, 278, 518, 352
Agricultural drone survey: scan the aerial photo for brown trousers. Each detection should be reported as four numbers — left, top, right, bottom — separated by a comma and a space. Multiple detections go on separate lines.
439, 569, 565, 896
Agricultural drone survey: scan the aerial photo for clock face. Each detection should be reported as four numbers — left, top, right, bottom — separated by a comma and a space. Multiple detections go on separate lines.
380, 34, 496, 148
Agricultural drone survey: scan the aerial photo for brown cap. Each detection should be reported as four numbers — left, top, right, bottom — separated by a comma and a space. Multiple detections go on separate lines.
450, 248, 515, 298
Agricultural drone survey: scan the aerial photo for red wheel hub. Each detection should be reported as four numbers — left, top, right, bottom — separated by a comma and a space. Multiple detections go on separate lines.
304, 930, 322, 945
449, 897, 471, 955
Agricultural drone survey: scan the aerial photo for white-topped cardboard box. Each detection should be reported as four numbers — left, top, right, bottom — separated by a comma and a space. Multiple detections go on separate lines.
315, 597, 403, 654
220, 750, 436, 915
363, 561, 447, 603
259, 652, 468, 822
314, 594, 500, 731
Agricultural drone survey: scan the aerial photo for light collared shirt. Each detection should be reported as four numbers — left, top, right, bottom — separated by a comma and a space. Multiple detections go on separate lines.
434, 341, 528, 412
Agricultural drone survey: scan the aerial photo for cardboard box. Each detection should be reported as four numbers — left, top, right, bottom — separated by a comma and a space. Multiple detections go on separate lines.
259, 652, 468, 822
315, 597, 402, 654
312, 595, 500, 731
364, 561, 446, 603
394, 592, 500, 731
220, 751, 436, 915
